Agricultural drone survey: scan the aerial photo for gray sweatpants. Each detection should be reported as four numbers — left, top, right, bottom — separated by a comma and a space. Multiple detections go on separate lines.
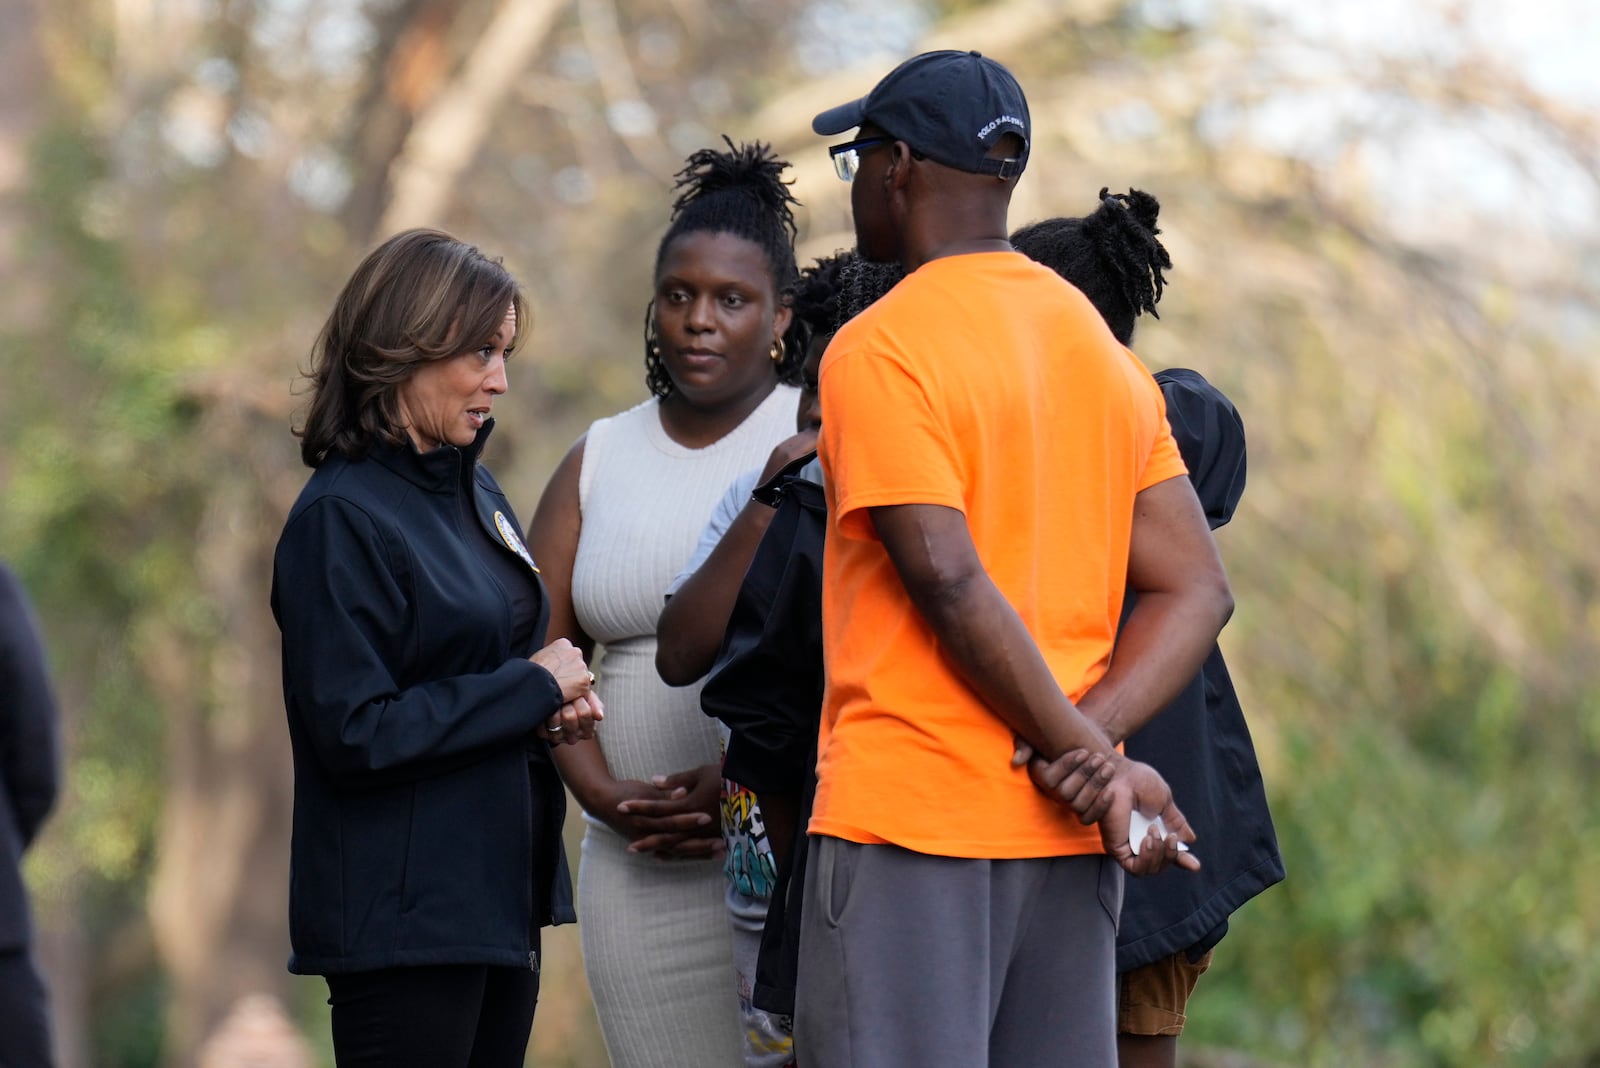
794, 837, 1122, 1068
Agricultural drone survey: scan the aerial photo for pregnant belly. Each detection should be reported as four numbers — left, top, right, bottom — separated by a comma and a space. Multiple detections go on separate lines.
591, 639, 723, 784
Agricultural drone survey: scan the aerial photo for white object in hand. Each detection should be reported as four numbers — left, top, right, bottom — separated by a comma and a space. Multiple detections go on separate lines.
1128, 811, 1191, 855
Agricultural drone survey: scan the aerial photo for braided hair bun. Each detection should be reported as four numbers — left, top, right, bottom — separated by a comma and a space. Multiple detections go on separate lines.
1010, 187, 1172, 345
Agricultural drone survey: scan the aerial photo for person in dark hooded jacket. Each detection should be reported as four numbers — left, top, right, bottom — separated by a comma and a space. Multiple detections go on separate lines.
1013, 191, 1284, 1068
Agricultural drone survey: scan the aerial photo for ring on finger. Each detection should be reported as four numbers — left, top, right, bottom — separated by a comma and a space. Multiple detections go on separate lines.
586, 671, 596, 685
547, 724, 564, 733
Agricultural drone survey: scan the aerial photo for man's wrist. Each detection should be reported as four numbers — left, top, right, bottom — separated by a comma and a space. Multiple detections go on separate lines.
1078, 699, 1123, 747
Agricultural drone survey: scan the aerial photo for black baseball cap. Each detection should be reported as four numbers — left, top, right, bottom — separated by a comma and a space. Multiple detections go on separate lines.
812, 50, 1030, 179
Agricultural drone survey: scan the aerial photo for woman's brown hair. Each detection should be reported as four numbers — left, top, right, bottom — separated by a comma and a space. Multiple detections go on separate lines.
295, 229, 526, 468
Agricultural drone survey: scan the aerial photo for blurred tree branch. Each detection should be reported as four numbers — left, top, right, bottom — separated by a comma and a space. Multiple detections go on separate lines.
378, 0, 566, 235
342, 0, 475, 238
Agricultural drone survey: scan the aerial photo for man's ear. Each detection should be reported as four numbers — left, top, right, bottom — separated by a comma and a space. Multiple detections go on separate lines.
884, 141, 915, 191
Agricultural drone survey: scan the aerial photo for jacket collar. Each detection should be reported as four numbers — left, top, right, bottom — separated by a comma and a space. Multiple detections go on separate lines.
368, 418, 495, 494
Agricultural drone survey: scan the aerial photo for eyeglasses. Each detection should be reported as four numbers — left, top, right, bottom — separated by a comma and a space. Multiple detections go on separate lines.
828, 136, 891, 182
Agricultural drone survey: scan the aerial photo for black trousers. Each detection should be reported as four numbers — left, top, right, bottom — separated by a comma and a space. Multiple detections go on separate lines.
0, 947, 54, 1068
325, 954, 540, 1068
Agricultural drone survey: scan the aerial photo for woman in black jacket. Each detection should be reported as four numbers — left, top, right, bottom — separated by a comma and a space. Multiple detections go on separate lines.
271, 229, 601, 1067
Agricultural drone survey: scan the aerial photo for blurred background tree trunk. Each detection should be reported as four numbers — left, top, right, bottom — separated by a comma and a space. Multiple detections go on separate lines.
142, 407, 303, 1064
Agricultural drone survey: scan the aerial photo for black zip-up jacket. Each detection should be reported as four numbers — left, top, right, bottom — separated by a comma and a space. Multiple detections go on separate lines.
271, 420, 574, 976
701, 454, 825, 1015
1116, 368, 1283, 971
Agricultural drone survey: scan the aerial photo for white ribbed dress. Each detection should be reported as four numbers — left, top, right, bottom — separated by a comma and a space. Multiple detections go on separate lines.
573, 386, 799, 1067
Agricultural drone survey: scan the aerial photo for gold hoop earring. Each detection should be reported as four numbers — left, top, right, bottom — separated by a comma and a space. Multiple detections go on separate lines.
770, 338, 785, 364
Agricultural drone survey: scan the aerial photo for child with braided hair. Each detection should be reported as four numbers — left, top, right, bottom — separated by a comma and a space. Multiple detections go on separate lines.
1012, 188, 1284, 1068
1010, 187, 1170, 343
528, 139, 809, 1067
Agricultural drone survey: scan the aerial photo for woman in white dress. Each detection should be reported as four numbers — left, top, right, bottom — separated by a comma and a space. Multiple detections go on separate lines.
527, 141, 805, 1066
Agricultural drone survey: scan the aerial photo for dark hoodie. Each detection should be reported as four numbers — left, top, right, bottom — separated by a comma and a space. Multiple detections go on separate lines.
1115, 368, 1284, 971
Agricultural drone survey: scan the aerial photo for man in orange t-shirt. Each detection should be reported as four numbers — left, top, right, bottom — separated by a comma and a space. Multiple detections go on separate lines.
796, 51, 1235, 1066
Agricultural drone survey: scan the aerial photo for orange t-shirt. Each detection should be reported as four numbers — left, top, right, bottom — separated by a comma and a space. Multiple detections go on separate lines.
813, 251, 1188, 858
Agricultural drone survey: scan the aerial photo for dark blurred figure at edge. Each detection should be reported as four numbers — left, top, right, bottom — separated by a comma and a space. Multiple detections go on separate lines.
0, 562, 62, 1068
